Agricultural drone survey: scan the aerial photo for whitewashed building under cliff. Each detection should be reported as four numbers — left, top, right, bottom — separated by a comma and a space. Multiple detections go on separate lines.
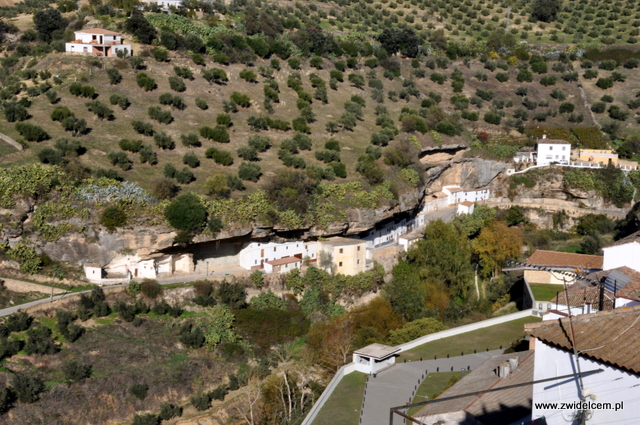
84, 253, 194, 283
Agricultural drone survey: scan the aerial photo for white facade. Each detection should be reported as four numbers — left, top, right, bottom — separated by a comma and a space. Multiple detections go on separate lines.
360, 217, 420, 249
531, 340, 640, 425
352, 343, 399, 375
65, 29, 131, 57
602, 242, 640, 272
238, 241, 317, 270
456, 201, 474, 215
83, 265, 103, 280
141, 0, 183, 7
442, 186, 490, 206
536, 141, 571, 166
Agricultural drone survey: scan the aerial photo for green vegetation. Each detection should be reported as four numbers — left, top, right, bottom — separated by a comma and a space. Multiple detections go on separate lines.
529, 283, 564, 301
406, 372, 461, 417
398, 316, 542, 362
311, 372, 367, 425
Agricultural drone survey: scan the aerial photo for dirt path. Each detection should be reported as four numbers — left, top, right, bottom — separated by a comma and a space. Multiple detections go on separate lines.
1, 278, 66, 295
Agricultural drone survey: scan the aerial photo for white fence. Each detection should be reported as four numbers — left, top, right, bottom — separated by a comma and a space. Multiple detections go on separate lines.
300, 309, 535, 424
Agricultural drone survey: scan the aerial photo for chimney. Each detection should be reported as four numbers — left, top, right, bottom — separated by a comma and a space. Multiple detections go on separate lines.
542, 134, 547, 139
508, 357, 519, 373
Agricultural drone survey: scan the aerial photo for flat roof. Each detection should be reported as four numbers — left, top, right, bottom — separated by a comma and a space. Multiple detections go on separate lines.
265, 256, 300, 266
319, 237, 365, 247
353, 343, 400, 360
75, 28, 121, 35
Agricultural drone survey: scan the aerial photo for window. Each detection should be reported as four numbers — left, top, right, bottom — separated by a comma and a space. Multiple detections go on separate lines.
562, 146, 566, 150
339, 262, 343, 267
274, 247, 276, 252
549, 146, 553, 151
357, 260, 360, 264
83, 47, 88, 52
357, 246, 360, 251
339, 248, 343, 254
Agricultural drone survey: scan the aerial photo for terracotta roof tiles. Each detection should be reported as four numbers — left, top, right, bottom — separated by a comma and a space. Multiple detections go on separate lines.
526, 304, 640, 375
525, 250, 603, 270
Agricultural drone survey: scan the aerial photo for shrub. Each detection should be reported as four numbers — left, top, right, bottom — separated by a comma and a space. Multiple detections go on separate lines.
86, 100, 113, 120
583, 69, 598, 79
496, 72, 509, 82
200, 125, 229, 143
159, 403, 182, 421
69, 83, 95, 98
559, 102, 575, 114
203, 68, 228, 84
12, 373, 44, 403
101, 205, 127, 232
175, 168, 195, 184
195, 98, 208, 110
62, 360, 92, 382
107, 151, 133, 170
148, 106, 173, 124
248, 135, 271, 152
107, 68, 122, 85
4, 102, 29, 122
38, 148, 64, 165
596, 77, 614, 89
239, 68, 257, 82
132, 414, 160, 425
51, 106, 74, 122
129, 382, 149, 400
591, 102, 606, 113
237, 146, 258, 161
230, 92, 251, 107
181, 133, 200, 147
216, 113, 232, 127
190, 392, 211, 411
430, 72, 446, 84
132, 120, 154, 136
119, 138, 143, 152
5, 311, 32, 332
238, 162, 262, 182
154, 132, 175, 150
484, 112, 501, 125
540, 75, 556, 86
140, 279, 162, 299
25, 325, 59, 355
109, 94, 130, 109
516, 69, 533, 82
15, 122, 49, 142
158, 93, 186, 110
183, 151, 200, 168
205, 147, 233, 166
164, 192, 207, 232
168, 76, 186, 92
136, 72, 156, 91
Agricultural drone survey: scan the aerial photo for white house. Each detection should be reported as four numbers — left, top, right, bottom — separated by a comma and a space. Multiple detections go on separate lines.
352, 343, 399, 375
602, 230, 640, 272
360, 217, 417, 249
238, 241, 316, 270
141, 0, 183, 8
65, 29, 131, 57
86, 253, 194, 283
263, 256, 301, 274
536, 137, 570, 166
456, 200, 474, 215
442, 186, 490, 206
526, 306, 640, 425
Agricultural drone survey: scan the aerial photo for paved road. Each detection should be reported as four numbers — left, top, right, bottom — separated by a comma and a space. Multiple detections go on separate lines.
360, 349, 504, 425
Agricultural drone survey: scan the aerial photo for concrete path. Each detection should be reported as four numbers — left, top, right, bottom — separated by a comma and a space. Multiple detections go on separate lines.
360, 350, 504, 425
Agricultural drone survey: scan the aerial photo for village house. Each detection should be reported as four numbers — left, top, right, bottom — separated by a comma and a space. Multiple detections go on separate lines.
140, 0, 183, 8
524, 250, 603, 285
263, 256, 301, 274
578, 148, 618, 166
414, 351, 536, 425
526, 306, 640, 425
442, 185, 490, 206
536, 136, 571, 166
65, 29, 131, 57
238, 240, 316, 271
602, 230, 640, 272
317, 237, 368, 276
84, 253, 193, 283
456, 200, 474, 215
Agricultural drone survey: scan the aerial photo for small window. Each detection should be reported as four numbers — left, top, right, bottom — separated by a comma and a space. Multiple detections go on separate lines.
274, 247, 276, 252
549, 146, 553, 151
339, 248, 343, 254
357, 246, 360, 251
339, 262, 343, 267
357, 260, 360, 264
562, 146, 566, 150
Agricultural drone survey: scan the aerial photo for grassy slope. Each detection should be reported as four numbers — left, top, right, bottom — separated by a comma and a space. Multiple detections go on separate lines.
397, 316, 541, 362
529, 283, 564, 300
311, 371, 367, 425
406, 371, 460, 417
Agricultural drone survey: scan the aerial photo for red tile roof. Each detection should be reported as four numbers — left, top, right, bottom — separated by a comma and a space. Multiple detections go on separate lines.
265, 256, 300, 266
526, 305, 640, 374
604, 230, 640, 248
460, 201, 474, 207
525, 250, 603, 270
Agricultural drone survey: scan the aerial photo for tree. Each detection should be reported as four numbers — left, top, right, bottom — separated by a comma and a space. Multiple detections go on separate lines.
474, 221, 522, 278
100, 205, 127, 232
164, 193, 207, 232
382, 260, 426, 321
62, 360, 92, 382
33, 8, 65, 42
378, 27, 420, 57
531, 0, 562, 22
388, 317, 447, 345
12, 372, 44, 403
125, 10, 156, 44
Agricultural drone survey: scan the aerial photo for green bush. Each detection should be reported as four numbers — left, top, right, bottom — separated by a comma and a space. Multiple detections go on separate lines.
388, 317, 447, 345
154, 131, 175, 150
200, 125, 229, 143
109, 94, 130, 109
136, 72, 156, 91
69, 83, 95, 98
12, 372, 44, 403
205, 147, 233, 165
158, 403, 182, 421
100, 205, 127, 232
119, 138, 143, 152
190, 392, 211, 411
158, 93, 186, 110
132, 413, 160, 425
195, 98, 208, 110
238, 162, 262, 182
62, 359, 92, 382
202, 68, 228, 84
164, 193, 207, 232
148, 106, 173, 124
168, 75, 186, 92
140, 279, 163, 299
230, 92, 251, 107
86, 100, 113, 120
5, 311, 32, 332
131, 120, 155, 136
15, 122, 49, 142
129, 382, 149, 400
183, 151, 200, 168
559, 102, 575, 114
24, 325, 59, 355
596, 77, 614, 89
484, 112, 501, 125
107, 151, 133, 170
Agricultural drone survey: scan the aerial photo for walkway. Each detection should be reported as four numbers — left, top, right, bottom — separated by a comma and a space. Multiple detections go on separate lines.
360, 350, 503, 425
